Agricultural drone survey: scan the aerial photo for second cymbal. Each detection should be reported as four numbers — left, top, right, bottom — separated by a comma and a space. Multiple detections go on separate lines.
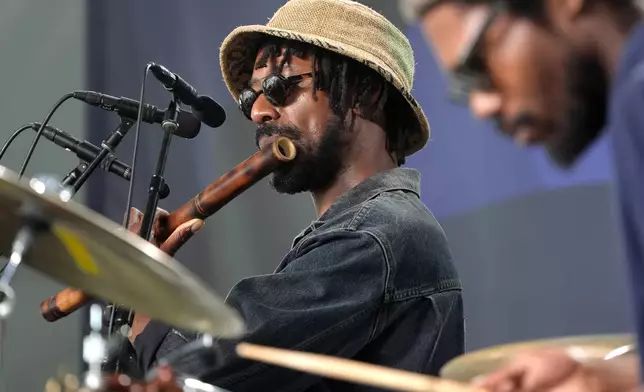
439, 334, 635, 382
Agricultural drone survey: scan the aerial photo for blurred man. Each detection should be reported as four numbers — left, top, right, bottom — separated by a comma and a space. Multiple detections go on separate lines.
127, 0, 465, 390
398, 0, 643, 391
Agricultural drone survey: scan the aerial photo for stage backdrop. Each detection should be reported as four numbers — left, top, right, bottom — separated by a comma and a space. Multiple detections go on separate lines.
85, 0, 632, 374
0, 0, 86, 390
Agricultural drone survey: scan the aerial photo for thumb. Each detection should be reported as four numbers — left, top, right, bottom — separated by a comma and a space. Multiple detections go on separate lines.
159, 219, 204, 256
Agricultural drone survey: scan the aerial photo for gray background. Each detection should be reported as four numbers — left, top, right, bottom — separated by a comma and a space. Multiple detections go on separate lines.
0, 0, 633, 390
0, 0, 85, 390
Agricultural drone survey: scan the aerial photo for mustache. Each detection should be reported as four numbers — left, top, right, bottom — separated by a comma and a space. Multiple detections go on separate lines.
493, 113, 540, 135
255, 124, 301, 149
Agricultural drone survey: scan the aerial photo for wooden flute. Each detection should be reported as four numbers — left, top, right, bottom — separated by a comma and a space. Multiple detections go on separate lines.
39, 136, 297, 322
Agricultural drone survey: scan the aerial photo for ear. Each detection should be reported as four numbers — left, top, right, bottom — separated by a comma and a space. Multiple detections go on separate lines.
351, 80, 384, 117
545, 0, 585, 32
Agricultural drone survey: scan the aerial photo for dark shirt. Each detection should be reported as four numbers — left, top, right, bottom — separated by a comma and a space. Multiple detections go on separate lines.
133, 167, 464, 391
609, 22, 644, 375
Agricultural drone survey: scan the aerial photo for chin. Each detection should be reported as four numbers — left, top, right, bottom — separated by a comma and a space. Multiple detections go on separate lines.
544, 130, 601, 169
269, 173, 310, 195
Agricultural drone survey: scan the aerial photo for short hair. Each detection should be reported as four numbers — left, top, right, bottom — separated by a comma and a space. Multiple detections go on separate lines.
251, 37, 414, 165
398, 0, 638, 25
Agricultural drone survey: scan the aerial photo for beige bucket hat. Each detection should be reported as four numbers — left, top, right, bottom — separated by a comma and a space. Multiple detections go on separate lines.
219, 0, 430, 157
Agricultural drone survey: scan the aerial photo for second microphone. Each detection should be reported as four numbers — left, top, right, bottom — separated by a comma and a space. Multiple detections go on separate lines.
32, 123, 131, 182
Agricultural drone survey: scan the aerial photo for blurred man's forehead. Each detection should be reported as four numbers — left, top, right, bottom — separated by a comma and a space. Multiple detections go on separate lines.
422, 3, 491, 68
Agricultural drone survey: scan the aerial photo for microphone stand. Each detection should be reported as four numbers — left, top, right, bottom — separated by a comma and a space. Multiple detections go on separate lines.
138, 98, 179, 240
106, 98, 180, 375
70, 117, 135, 195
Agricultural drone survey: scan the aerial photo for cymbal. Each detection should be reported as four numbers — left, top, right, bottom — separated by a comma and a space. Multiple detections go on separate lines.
0, 166, 245, 337
440, 334, 635, 382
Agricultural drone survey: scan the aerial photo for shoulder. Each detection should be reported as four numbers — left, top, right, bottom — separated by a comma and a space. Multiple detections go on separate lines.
610, 24, 644, 130
355, 188, 451, 252
344, 188, 460, 298
609, 35, 644, 188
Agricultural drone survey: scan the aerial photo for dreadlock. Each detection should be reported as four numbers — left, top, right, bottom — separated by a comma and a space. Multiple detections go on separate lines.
251, 37, 414, 166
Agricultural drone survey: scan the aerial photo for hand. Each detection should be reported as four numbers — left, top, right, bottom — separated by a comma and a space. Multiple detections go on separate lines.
125, 207, 205, 342
474, 348, 639, 392
126, 207, 204, 256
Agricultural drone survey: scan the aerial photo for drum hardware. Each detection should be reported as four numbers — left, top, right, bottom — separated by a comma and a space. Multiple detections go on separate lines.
44, 368, 230, 392
83, 304, 108, 390
0, 174, 72, 373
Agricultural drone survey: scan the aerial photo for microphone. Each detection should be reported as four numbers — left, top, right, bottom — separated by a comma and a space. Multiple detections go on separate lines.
149, 63, 226, 128
72, 91, 202, 139
31, 123, 131, 182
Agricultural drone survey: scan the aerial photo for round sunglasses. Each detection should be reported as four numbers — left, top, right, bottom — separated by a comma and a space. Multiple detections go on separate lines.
448, 1, 504, 104
238, 72, 313, 120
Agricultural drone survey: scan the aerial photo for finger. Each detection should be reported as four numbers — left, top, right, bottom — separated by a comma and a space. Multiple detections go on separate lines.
126, 208, 145, 235
155, 207, 170, 218
126, 207, 144, 229
160, 219, 204, 256
151, 208, 172, 243
474, 363, 525, 392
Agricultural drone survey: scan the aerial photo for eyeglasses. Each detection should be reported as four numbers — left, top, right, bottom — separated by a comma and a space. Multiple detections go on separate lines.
238, 72, 313, 120
448, 1, 505, 104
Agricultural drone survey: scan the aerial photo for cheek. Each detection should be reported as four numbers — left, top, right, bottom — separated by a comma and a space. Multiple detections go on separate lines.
282, 92, 330, 143
488, 24, 568, 120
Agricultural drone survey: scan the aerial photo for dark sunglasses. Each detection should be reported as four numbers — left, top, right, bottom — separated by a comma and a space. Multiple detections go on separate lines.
238, 72, 313, 120
448, 1, 505, 104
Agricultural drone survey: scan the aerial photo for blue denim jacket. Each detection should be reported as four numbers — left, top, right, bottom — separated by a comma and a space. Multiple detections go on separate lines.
134, 167, 464, 391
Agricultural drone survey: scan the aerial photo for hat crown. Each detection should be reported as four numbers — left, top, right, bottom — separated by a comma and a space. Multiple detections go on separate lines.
265, 0, 415, 92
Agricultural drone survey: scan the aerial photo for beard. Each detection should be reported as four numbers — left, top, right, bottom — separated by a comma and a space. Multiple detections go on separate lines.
255, 116, 349, 194
546, 51, 609, 168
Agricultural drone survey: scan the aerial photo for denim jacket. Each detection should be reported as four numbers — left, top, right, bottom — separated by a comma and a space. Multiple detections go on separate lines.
134, 167, 464, 391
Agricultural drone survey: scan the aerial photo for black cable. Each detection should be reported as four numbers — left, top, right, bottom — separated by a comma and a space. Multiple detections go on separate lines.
105, 63, 153, 374
122, 63, 153, 229
0, 123, 37, 162
18, 93, 74, 178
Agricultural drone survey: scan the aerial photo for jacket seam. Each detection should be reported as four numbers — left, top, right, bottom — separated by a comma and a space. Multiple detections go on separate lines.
386, 281, 462, 303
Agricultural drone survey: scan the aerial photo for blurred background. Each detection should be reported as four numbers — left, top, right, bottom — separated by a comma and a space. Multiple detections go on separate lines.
0, 0, 632, 390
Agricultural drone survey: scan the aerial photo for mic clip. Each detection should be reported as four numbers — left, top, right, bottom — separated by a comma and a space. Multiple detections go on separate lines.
161, 98, 181, 134
69, 117, 135, 194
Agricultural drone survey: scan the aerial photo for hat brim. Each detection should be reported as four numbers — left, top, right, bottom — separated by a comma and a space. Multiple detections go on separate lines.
219, 25, 430, 157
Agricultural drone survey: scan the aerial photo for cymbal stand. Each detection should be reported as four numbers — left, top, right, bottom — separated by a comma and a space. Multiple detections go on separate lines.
0, 176, 66, 391
82, 304, 107, 390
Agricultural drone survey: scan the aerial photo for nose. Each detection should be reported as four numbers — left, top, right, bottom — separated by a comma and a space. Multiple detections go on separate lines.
250, 94, 280, 125
468, 90, 502, 120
